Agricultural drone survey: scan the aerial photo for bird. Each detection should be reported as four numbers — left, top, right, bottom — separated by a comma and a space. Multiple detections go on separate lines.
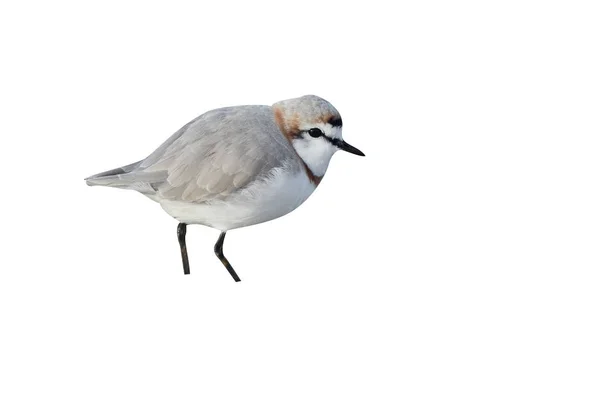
85, 95, 364, 281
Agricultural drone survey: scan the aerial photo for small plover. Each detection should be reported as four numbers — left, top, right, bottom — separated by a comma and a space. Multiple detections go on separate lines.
86, 95, 364, 281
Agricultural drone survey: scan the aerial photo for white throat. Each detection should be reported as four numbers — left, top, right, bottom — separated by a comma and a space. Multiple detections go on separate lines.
291, 123, 342, 177
292, 137, 337, 177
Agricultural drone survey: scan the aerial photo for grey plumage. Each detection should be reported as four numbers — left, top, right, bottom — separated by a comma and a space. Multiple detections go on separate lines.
86, 105, 301, 203
85, 95, 363, 279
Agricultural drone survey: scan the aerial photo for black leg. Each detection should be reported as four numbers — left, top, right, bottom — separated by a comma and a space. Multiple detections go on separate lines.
214, 232, 241, 282
177, 223, 190, 275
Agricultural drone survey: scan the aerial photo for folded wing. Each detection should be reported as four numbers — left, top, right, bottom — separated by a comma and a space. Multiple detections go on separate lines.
87, 105, 299, 203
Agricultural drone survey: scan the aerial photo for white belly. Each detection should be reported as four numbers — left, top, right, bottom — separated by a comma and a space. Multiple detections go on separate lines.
158, 168, 316, 231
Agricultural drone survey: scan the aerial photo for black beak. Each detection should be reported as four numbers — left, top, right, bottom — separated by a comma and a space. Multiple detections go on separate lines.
337, 140, 365, 156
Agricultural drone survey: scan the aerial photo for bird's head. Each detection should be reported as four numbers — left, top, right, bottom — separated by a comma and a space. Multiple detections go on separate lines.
273, 95, 364, 180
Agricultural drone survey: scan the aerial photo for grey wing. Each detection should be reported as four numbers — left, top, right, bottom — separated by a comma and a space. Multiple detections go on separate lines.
125, 105, 298, 202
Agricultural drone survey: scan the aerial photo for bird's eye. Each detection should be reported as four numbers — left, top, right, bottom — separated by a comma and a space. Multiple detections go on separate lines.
308, 128, 322, 138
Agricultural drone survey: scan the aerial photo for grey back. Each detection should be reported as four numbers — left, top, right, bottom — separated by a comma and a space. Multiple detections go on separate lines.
87, 105, 301, 203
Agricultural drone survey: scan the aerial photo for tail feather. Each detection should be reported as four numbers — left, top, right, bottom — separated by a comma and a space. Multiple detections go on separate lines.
86, 160, 167, 198
85, 160, 143, 188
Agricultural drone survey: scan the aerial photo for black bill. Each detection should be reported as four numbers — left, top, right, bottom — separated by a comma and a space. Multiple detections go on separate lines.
337, 140, 365, 156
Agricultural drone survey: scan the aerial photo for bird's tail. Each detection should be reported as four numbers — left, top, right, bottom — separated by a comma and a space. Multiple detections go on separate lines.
85, 160, 143, 189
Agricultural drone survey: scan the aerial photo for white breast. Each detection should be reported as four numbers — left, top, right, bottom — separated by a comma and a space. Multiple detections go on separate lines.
158, 166, 316, 231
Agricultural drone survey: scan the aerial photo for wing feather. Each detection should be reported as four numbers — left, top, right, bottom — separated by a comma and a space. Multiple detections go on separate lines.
121, 105, 299, 203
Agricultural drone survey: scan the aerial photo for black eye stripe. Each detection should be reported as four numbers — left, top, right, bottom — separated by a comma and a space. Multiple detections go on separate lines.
302, 129, 342, 148
328, 137, 342, 147
325, 136, 343, 148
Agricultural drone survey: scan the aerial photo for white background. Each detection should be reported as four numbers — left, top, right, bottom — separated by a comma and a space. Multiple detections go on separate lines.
1, 1, 599, 399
